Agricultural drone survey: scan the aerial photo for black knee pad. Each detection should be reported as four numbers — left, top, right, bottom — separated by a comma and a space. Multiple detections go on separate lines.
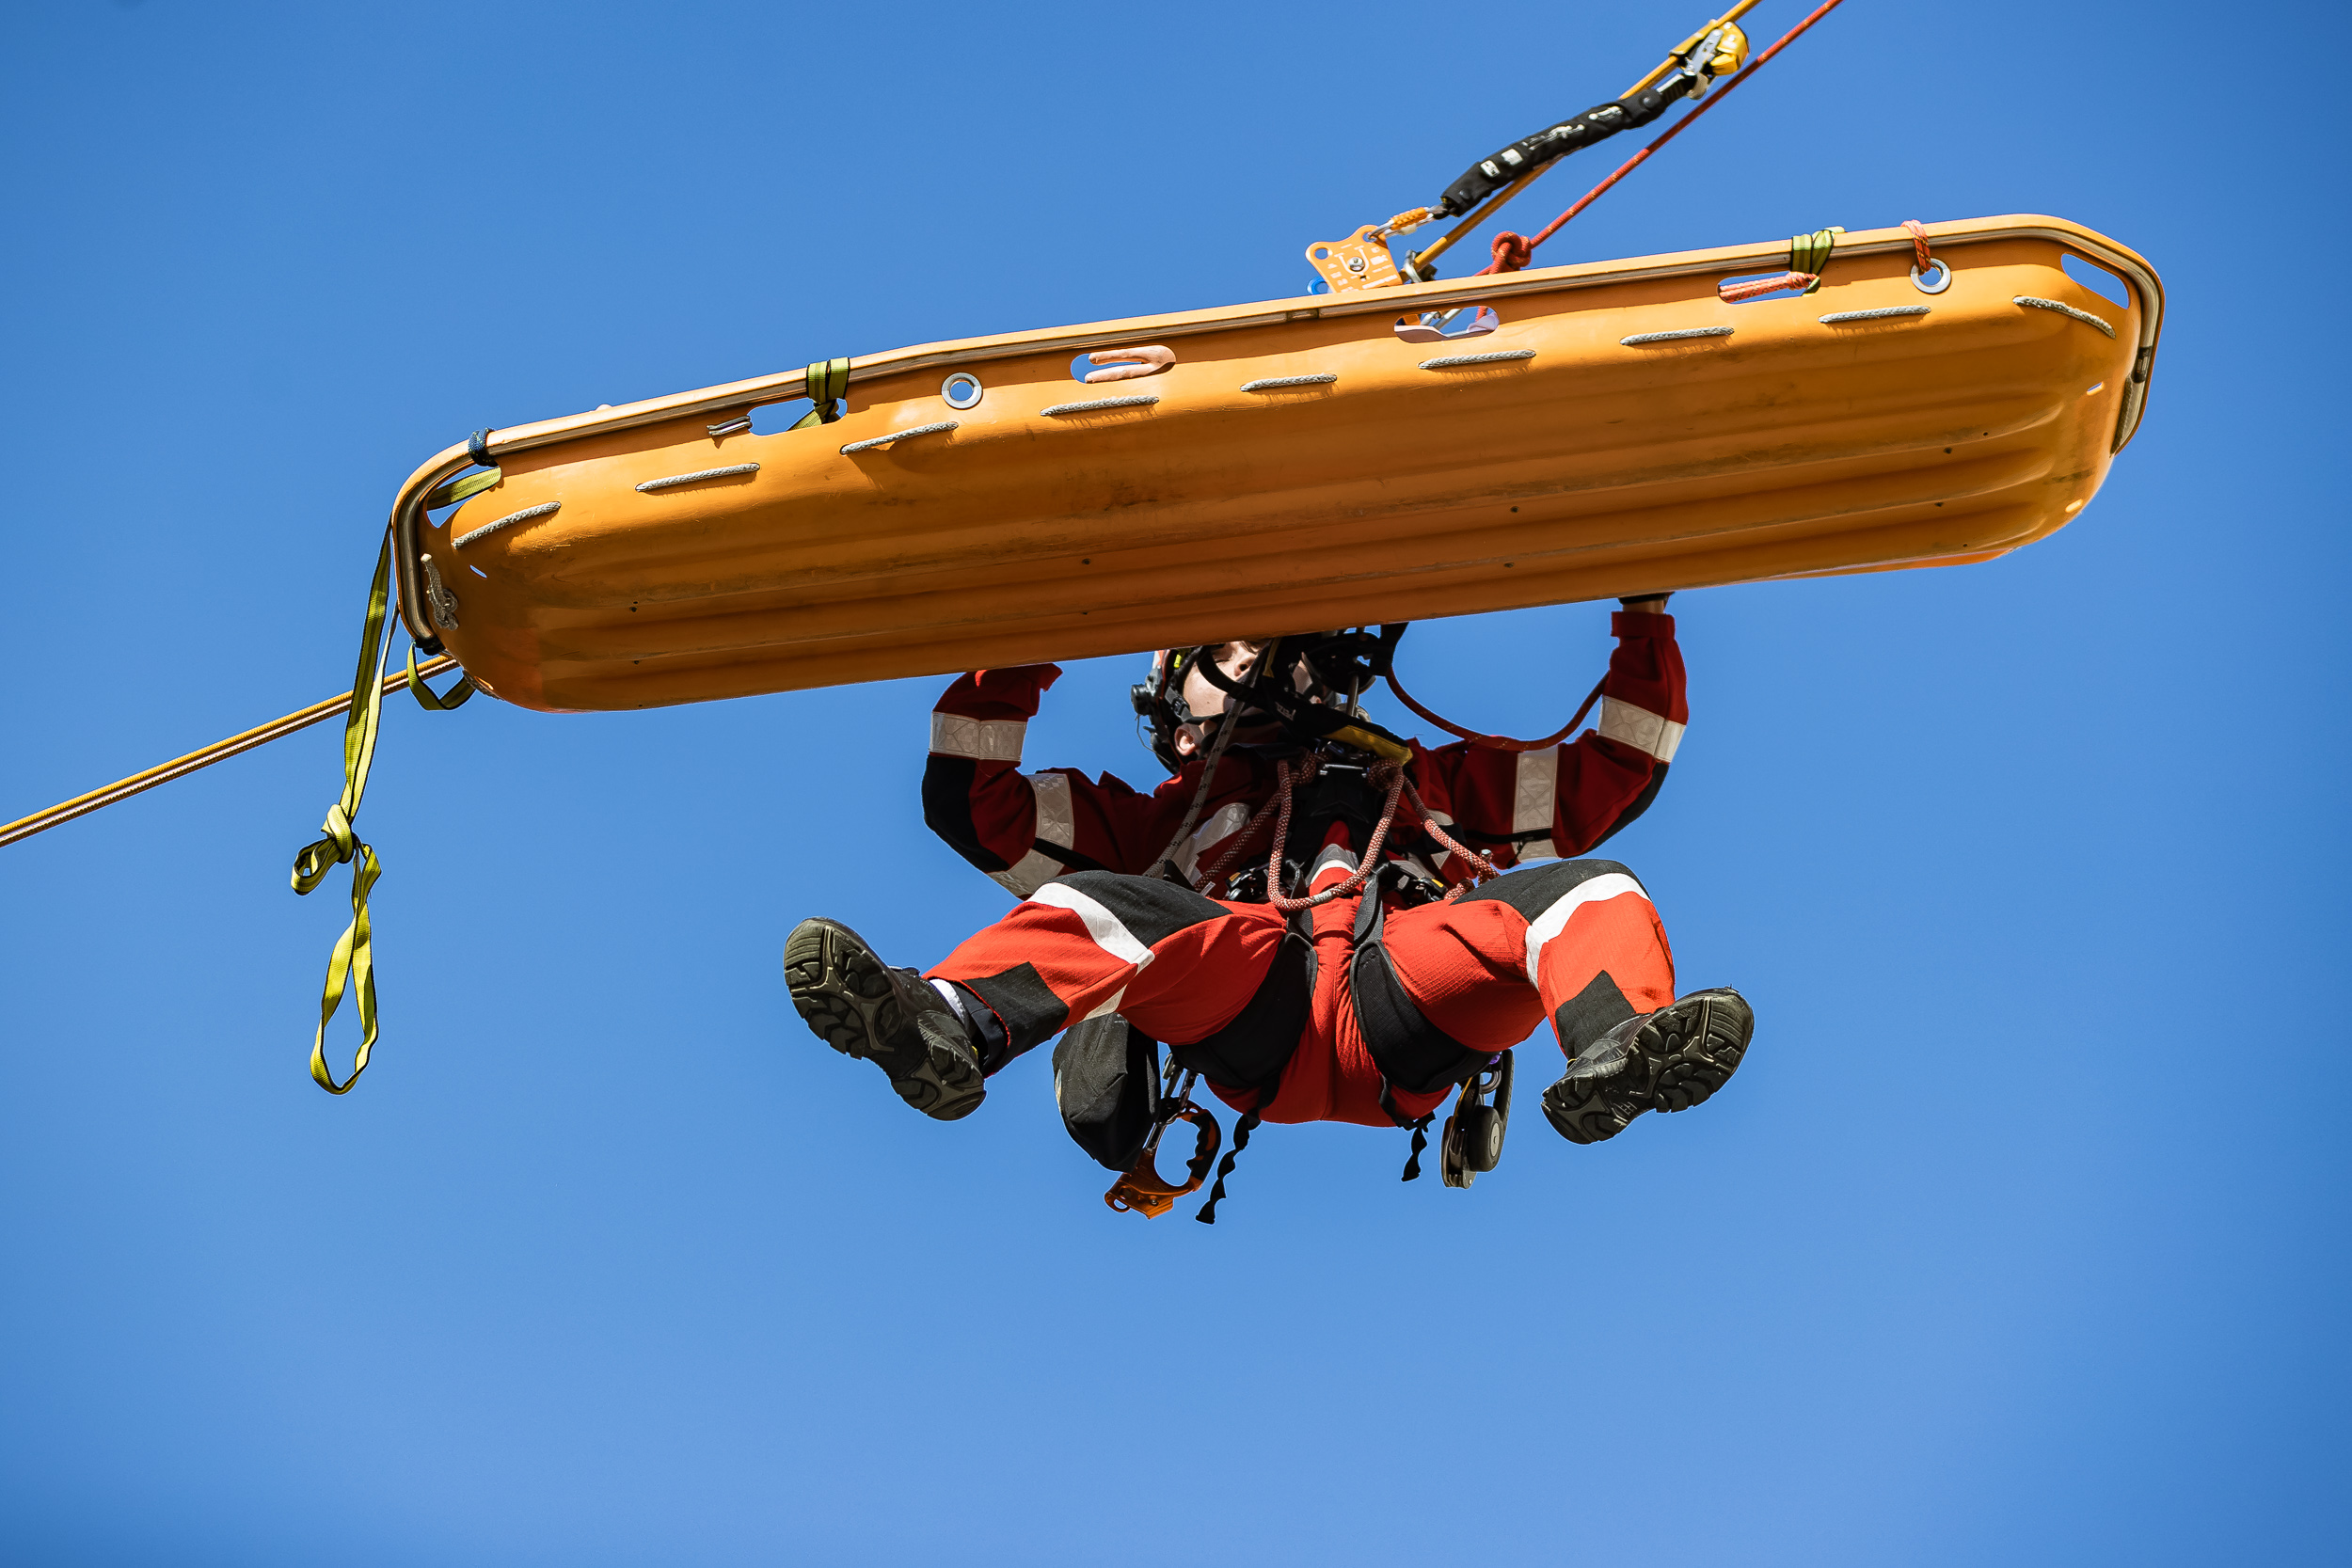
1456, 858, 1642, 921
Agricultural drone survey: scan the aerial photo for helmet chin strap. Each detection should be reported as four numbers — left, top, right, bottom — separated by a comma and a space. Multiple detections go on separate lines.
1152, 642, 1275, 881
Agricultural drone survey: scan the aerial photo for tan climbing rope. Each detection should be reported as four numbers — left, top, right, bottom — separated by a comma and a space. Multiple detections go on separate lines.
0, 652, 459, 848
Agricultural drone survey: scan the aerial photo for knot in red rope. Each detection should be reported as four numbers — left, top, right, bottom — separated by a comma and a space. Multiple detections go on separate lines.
1488, 230, 1535, 275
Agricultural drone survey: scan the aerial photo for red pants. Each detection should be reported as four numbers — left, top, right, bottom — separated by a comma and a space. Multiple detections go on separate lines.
930, 858, 1675, 1127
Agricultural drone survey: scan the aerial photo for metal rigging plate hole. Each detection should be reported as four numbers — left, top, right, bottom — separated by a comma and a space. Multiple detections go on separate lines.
1393, 305, 1499, 344
1069, 346, 1174, 384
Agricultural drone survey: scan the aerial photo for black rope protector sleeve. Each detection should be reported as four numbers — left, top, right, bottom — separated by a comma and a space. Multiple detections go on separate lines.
1401, 1115, 1433, 1182
1196, 1108, 1261, 1225
1432, 71, 1700, 218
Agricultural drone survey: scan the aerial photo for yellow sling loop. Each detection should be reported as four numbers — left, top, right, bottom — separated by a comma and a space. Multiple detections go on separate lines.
1790, 227, 1841, 293
793, 357, 851, 426
289, 530, 412, 1092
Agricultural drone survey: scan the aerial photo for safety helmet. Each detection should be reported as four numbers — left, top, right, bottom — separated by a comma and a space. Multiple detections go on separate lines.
1130, 630, 1412, 774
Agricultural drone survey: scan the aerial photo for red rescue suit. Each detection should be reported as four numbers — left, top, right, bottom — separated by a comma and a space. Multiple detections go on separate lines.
920, 612, 1691, 1126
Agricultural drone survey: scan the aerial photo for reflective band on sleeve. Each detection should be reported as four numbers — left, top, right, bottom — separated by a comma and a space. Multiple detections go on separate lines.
1031, 770, 1074, 850
1597, 696, 1685, 763
1173, 800, 1251, 879
1028, 883, 1156, 971
1521, 872, 1649, 986
984, 771, 1074, 897
989, 849, 1061, 898
1513, 747, 1559, 863
930, 712, 1026, 763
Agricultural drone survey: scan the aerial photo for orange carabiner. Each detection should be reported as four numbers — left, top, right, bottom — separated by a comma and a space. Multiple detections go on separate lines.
1104, 1103, 1222, 1218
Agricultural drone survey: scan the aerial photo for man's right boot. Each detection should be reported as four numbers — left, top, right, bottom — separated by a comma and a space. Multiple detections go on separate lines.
1542, 988, 1754, 1146
784, 918, 988, 1121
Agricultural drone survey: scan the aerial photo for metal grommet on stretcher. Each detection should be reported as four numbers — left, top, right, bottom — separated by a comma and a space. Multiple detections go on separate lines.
941, 372, 984, 409
1911, 258, 1953, 294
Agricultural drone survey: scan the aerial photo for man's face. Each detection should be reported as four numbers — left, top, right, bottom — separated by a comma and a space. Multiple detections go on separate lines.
1172, 641, 1266, 757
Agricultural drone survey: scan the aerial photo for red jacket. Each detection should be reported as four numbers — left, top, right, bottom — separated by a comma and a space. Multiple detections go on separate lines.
922, 611, 1688, 897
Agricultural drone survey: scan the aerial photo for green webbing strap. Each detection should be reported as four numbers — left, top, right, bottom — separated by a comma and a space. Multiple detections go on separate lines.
290, 531, 399, 1094
405, 643, 475, 711
790, 356, 851, 428
1790, 227, 1842, 294
421, 467, 502, 509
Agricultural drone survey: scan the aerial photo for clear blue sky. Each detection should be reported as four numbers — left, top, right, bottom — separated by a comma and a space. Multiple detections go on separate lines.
3, 2, 2345, 1563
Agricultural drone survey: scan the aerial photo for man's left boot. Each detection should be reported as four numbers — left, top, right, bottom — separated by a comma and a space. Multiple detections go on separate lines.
1542, 988, 1754, 1146
785, 917, 988, 1121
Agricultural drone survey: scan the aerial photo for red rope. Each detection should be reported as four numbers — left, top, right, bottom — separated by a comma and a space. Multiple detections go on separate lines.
1266, 759, 1407, 913
1402, 777, 1501, 894
1476, 0, 1853, 276
1191, 753, 1504, 908
1901, 217, 1933, 273
1384, 671, 1604, 754
1489, 230, 1535, 274
1717, 270, 1818, 302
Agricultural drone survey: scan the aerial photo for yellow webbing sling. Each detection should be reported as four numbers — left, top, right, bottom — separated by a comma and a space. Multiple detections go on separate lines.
289, 525, 473, 1092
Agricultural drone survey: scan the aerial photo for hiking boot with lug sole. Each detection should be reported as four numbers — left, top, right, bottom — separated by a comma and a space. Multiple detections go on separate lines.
785, 918, 987, 1121
1542, 988, 1753, 1146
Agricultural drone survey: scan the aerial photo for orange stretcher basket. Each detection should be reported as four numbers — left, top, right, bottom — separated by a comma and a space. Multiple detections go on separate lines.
391, 214, 2161, 713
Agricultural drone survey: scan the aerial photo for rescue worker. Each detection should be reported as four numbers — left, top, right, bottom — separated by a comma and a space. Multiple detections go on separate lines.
784, 595, 1752, 1158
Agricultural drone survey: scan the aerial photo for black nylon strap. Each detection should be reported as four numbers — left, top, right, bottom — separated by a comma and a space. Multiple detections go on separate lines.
1194, 1108, 1260, 1224
1171, 907, 1315, 1100
1350, 866, 1480, 1097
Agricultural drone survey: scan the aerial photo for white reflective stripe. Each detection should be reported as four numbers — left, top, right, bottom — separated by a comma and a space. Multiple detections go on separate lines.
1028, 883, 1155, 971
930, 712, 1026, 763
1512, 749, 1557, 836
1309, 843, 1359, 887
1081, 986, 1128, 1022
1514, 748, 1560, 860
1521, 872, 1649, 987
1173, 800, 1251, 879
1032, 770, 1074, 850
1597, 696, 1686, 763
989, 848, 1061, 898
985, 772, 1075, 897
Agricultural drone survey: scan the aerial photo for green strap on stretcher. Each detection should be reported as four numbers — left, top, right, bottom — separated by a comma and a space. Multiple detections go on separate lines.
405, 644, 474, 710
290, 525, 473, 1093
1790, 227, 1842, 294
792, 357, 851, 427
289, 531, 397, 1093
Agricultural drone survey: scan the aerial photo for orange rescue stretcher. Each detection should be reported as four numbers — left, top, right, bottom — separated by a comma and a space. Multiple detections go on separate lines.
392, 214, 2161, 714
